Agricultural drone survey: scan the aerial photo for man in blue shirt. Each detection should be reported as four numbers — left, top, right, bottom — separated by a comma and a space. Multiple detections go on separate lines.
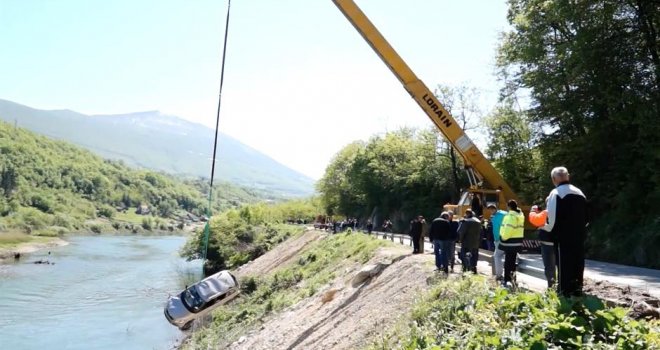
487, 204, 508, 281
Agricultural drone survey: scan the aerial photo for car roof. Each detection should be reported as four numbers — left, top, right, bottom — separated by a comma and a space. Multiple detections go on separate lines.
195, 271, 235, 301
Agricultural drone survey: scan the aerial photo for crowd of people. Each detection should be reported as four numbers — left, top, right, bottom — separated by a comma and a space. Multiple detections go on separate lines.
426, 166, 587, 296
339, 166, 587, 298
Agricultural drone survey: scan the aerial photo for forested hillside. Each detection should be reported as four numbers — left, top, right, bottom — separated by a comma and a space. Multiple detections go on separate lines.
318, 0, 659, 268
0, 121, 266, 236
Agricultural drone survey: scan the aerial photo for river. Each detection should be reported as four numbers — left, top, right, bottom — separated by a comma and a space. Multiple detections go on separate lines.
0, 235, 201, 350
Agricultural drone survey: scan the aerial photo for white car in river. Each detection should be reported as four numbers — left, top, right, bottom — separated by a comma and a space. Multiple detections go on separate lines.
164, 270, 240, 330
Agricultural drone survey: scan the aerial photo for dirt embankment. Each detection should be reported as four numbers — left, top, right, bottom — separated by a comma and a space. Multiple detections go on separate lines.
235, 229, 323, 277
583, 279, 660, 320
229, 231, 434, 350
185, 229, 659, 349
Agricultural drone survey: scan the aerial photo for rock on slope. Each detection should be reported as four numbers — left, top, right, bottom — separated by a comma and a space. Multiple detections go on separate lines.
232, 231, 434, 350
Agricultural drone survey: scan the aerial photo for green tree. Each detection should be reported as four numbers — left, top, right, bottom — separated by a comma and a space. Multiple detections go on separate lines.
318, 128, 457, 230
434, 84, 483, 201
0, 166, 18, 198
498, 0, 660, 266
317, 141, 365, 216
486, 101, 546, 204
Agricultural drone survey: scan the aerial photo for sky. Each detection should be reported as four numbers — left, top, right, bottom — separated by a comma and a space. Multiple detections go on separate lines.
0, 0, 510, 180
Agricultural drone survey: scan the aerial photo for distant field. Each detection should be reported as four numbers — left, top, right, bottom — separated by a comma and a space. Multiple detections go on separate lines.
0, 232, 32, 246
0, 232, 53, 249
113, 208, 146, 225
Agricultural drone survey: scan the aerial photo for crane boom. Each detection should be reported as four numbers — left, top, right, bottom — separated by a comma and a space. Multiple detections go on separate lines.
333, 0, 519, 204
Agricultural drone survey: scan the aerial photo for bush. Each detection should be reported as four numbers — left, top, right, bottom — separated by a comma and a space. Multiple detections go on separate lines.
241, 277, 258, 295
52, 214, 73, 229
89, 224, 103, 234
97, 205, 116, 219
372, 277, 660, 349
30, 193, 54, 213
141, 217, 153, 230
19, 208, 50, 230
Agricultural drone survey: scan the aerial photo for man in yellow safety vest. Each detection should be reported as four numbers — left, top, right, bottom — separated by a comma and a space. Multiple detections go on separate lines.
499, 200, 525, 287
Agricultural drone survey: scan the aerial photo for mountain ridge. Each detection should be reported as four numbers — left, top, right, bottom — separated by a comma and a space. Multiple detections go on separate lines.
0, 99, 314, 197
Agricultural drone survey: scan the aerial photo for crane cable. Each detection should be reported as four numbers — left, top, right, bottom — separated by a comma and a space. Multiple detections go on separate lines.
202, 0, 232, 270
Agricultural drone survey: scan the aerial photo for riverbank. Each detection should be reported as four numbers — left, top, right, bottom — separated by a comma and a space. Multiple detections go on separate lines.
0, 235, 69, 263
0, 221, 204, 264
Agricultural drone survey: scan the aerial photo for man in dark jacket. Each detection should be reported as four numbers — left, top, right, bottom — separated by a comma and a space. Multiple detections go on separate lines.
542, 167, 588, 297
429, 212, 452, 273
458, 209, 481, 273
447, 211, 459, 272
410, 215, 424, 254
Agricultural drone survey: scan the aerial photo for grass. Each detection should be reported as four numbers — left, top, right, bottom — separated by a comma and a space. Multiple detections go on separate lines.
182, 231, 388, 349
369, 276, 660, 349
0, 231, 57, 249
0, 231, 32, 246
114, 208, 149, 225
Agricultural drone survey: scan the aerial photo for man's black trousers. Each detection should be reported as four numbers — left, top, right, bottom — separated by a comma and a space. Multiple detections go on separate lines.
557, 234, 585, 297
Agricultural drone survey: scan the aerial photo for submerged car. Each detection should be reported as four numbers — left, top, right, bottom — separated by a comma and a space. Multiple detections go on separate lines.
164, 270, 240, 330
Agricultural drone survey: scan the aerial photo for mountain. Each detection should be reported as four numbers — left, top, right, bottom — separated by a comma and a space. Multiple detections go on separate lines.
0, 121, 268, 236
0, 99, 314, 196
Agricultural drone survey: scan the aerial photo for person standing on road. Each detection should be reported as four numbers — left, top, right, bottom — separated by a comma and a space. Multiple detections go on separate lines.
366, 220, 373, 235
500, 200, 525, 287
542, 167, 588, 297
419, 216, 427, 253
382, 219, 393, 239
447, 211, 459, 272
529, 204, 557, 288
487, 204, 507, 281
429, 212, 452, 273
410, 215, 424, 254
458, 209, 481, 274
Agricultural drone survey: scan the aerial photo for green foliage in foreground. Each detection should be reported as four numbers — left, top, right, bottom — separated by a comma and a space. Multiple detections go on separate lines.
183, 231, 387, 349
0, 121, 267, 237
180, 198, 323, 274
372, 277, 660, 350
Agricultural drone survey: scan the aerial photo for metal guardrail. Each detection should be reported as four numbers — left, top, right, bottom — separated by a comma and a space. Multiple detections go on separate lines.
359, 229, 546, 280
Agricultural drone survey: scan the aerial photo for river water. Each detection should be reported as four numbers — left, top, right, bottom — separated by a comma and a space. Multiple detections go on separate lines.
0, 235, 201, 350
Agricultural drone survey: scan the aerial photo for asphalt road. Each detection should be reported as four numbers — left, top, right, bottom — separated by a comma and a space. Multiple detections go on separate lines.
352, 229, 660, 298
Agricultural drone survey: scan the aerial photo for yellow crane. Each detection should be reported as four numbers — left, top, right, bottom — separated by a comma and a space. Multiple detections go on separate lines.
333, 0, 528, 220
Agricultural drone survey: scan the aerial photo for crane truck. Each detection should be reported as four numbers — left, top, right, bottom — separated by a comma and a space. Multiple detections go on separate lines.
332, 0, 535, 233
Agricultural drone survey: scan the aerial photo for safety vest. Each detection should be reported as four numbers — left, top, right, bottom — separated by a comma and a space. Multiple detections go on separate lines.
499, 210, 524, 248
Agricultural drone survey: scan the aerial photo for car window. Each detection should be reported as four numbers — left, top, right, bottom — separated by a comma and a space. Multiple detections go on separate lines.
182, 286, 205, 312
